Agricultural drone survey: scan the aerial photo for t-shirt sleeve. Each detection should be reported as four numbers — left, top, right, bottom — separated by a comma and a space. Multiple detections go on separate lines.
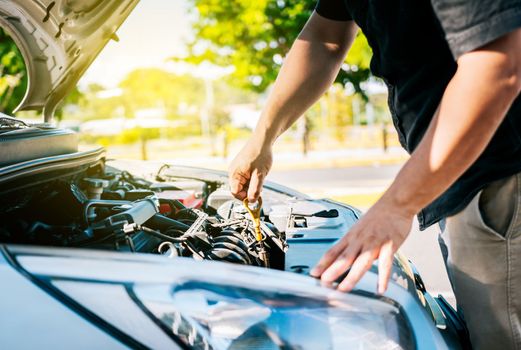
431, 0, 521, 58
315, 0, 352, 21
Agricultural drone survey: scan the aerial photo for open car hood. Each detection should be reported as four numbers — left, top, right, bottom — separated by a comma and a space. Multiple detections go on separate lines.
0, 0, 139, 122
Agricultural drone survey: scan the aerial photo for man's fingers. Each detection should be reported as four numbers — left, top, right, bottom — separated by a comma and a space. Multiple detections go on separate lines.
247, 168, 264, 202
235, 190, 247, 200
229, 178, 241, 195
229, 173, 249, 199
229, 167, 264, 201
310, 237, 349, 277
337, 247, 378, 292
320, 243, 360, 283
377, 241, 394, 294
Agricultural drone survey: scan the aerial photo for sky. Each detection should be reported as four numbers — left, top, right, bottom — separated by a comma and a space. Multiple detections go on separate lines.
79, 0, 192, 89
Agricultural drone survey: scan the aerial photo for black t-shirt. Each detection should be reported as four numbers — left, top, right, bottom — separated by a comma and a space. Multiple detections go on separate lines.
316, 0, 521, 229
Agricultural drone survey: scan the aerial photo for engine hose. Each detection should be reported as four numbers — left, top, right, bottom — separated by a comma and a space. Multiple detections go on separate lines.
164, 228, 186, 238
211, 240, 252, 265
158, 242, 179, 258
212, 235, 251, 262
175, 208, 200, 221
139, 226, 186, 244
213, 233, 250, 253
207, 248, 248, 264
146, 214, 190, 232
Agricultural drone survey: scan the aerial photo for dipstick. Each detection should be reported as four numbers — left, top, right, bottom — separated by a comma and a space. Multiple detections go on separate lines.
243, 197, 269, 267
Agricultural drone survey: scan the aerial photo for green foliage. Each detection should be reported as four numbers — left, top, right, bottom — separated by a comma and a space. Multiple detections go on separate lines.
118, 67, 255, 137
119, 68, 205, 117
75, 67, 258, 150
186, 0, 372, 95
120, 127, 160, 144
0, 28, 27, 115
118, 68, 256, 113
80, 127, 162, 147
54, 86, 85, 120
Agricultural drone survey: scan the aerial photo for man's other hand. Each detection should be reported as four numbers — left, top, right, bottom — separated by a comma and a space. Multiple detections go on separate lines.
310, 200, 414, 294
228, 141, 273, 202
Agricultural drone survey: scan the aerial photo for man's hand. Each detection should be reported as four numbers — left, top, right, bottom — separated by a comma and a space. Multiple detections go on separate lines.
228, 141, 273, 202
311, 200, 413, 294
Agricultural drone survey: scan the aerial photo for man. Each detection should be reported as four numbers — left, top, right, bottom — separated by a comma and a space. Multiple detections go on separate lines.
228, 0, 521, 348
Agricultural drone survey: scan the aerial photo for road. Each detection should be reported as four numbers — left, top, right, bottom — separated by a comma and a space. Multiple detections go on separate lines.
269, 164, 455, 305
269, 164, 401, 190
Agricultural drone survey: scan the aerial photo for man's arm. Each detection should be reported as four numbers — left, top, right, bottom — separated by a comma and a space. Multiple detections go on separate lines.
311, 28, 521, 294
229, 13, 357, 201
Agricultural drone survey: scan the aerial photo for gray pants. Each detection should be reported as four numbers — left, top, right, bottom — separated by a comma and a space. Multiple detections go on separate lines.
440, 173, 521, 349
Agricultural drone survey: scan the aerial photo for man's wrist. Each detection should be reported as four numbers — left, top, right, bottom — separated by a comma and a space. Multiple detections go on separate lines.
377, 185, 421, 218
252, 121, 279, 150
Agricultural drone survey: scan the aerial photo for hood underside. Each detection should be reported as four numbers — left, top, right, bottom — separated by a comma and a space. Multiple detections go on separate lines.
0, 0, 139, 122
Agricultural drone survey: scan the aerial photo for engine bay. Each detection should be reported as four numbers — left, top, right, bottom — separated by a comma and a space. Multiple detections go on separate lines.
0, 161, 357, 273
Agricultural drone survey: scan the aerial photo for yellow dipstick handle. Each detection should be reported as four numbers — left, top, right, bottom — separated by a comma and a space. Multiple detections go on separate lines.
243, 196, 263, 242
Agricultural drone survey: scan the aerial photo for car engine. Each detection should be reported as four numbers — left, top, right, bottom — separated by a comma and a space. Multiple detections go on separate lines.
0, 165, 296, 269
0, 156, 355, 275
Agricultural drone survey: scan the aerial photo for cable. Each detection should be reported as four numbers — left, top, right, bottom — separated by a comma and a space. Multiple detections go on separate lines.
139, 226, 186, 244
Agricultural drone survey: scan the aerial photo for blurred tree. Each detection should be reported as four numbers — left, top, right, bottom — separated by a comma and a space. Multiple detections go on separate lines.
185, 0, 372, 96
58, 66, 255, 158
0, 28, 27, 115
54, 86, 85, 121
119, 69, 205, 117
75, 83, 125, 121
120, 68, 255, 138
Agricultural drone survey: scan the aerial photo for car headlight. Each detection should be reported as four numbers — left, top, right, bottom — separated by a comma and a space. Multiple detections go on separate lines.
17, 252, 415, 350
134, 281, 413, 350
51, 278, 413, 350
